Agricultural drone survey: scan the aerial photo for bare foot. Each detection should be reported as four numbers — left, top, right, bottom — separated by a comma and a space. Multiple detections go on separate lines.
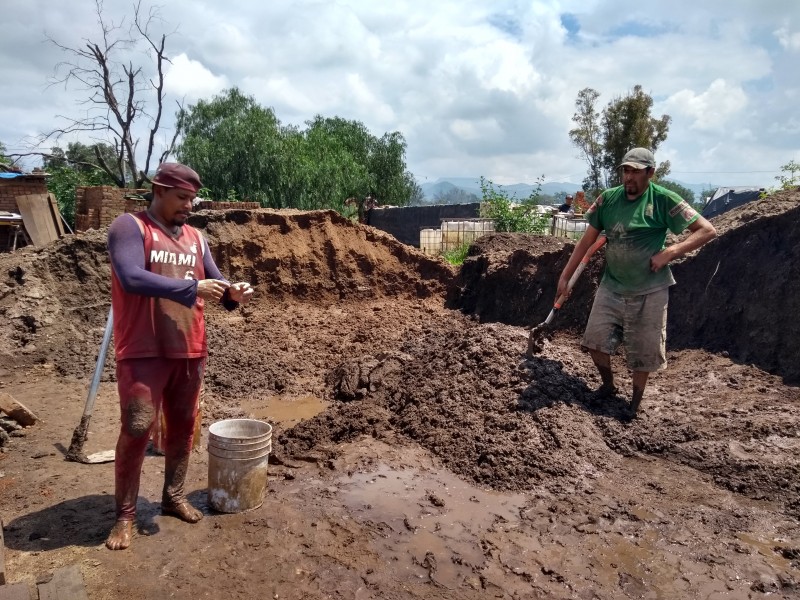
105, 520, 133, 550
162, 500, 203, 523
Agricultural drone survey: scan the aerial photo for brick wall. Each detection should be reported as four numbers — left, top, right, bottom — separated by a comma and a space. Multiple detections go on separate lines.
0, 175, 49, 250
74, 186, 148, 231
0, 176, 48, 212
195, 201, 261, 210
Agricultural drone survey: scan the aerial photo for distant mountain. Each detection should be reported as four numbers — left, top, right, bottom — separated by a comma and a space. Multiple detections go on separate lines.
662, 179, 719, 202
420, 177, 583, 203
419, 177, 720, 204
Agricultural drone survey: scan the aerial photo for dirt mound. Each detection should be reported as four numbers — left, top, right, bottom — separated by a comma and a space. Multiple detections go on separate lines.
447, 190, 800, 383
280, 321, 621, 492
670, 188, 800, 382
446, 232, 604, 329
0, 209, 454, 378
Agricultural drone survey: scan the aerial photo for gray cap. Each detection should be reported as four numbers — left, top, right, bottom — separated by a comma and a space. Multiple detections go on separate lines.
618, 147, 656, 170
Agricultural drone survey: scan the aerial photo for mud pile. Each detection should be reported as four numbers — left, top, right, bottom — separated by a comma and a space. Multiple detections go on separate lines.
448, 189, 800, 383
1, 193, 799, 516
0, 209, 454, 377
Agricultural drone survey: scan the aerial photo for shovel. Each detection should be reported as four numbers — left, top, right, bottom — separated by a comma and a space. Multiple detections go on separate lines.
526, 235, 607, 357
65, 307, 116, 464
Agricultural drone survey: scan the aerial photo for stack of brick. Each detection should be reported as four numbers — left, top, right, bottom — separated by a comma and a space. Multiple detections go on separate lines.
0, 175, 48, 213
195, 201, 261, 210
74, 186, 149, 231
0, 174, 48, 250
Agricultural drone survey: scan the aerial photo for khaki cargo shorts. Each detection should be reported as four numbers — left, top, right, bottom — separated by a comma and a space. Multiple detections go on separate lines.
581, 285, 669, 372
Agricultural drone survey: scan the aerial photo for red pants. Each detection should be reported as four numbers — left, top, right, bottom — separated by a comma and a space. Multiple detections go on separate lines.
114, 357, 205, 520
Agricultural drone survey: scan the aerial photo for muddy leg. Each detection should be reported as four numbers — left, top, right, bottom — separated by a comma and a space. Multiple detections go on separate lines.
161, 360, 204, 523
108, 393, 156, 550
588, 349, 618, 396
629, 370, 650, 416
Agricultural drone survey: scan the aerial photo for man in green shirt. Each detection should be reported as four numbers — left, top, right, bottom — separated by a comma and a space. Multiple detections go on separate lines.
556, 148, 717, 418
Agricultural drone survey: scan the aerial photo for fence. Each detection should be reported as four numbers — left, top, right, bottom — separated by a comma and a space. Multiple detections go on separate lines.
551, 214, 589, 240
420, 219, 496, 255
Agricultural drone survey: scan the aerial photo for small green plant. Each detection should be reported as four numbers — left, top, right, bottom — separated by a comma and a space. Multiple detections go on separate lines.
478, 176, 550, 234
442, 242, 471, 266
776, 160, 800, 189
760, 160, 800, 198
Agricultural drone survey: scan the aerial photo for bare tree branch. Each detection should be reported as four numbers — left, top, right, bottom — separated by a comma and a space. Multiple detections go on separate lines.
40, 0, 177, 188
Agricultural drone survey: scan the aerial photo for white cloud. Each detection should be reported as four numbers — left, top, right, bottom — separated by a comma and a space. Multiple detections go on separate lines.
663, 79, 748, 132
164, 54, 229, 102
2, 0, 800, 188
774, 26, 800, 51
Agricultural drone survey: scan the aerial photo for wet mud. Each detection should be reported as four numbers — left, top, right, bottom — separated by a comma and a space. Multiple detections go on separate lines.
0, 193, 799, 598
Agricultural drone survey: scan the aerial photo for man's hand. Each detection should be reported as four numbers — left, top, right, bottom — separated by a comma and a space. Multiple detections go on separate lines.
228, 282, 255, 305
196, 279, 230, 301
650, 248, 674, 272
556, 275, 571, 300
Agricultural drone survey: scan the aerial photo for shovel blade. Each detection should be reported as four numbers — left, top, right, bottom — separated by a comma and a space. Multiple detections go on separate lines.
526, 324, 549, 358
84, 449, 116, 464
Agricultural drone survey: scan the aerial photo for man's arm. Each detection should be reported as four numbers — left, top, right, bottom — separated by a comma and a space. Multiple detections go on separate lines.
200, 238, 254, 309
556, 225, 602, 299
650, 216, 717, 273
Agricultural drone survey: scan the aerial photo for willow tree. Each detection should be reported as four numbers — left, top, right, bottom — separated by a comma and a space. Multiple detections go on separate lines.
177, 88, 419, 209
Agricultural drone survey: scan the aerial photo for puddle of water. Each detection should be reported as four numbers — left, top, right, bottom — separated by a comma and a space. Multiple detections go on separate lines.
736, 533, 792, 570
239, 395, 328, 428
338, 464, 527, 588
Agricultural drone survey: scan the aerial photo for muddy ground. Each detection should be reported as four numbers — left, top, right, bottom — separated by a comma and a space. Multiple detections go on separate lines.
0, 192, 799, 599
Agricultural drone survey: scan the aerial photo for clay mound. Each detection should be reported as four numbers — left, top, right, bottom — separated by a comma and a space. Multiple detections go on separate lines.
447, 190, 800, 383
193, 209, 454, 301
0, 209, 454, 377
670, 188, 800, 382
446, 232, 604, 329
279, 321, 620, 491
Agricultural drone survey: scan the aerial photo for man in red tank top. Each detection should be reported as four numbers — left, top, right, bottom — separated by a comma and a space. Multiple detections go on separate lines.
105, 163, 253, 550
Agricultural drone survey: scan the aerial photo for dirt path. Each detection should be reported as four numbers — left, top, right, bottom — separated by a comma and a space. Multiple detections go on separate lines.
0, 197, 799, 598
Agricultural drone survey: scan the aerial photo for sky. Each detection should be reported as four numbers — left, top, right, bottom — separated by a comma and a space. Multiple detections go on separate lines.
2, 0, 799, 191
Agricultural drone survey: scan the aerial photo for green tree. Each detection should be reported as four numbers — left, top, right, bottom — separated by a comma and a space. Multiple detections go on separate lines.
0, 141, 11, 166
177, 88, 284, 205
569, 88, 604, 196
699, 186, 717, 205
177, 88, 418, 209
657, 180, 695, 204
775, 160, 800, 189
43, 142, 118, 174
571, 85, 671, 191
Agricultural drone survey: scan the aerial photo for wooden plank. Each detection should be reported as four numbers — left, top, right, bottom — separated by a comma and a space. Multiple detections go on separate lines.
46, 194, 66, 238
0, 583, 31, 600
0, 392, 38, 427
36, 565, 88, 600
0, 516, 5, 585
15, 195, 60, 247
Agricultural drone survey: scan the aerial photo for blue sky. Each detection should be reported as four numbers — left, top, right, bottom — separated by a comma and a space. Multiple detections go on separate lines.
1, 0, 798, 190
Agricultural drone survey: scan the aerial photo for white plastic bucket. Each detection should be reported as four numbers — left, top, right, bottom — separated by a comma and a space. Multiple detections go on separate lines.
207, 419, 272, 513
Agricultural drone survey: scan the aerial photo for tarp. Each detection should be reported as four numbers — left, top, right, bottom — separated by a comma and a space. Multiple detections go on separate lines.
0, 173, 23, 179
701, 187, 764, 219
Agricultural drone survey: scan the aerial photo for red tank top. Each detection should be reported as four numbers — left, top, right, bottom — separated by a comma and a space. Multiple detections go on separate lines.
111, 212, 207, 360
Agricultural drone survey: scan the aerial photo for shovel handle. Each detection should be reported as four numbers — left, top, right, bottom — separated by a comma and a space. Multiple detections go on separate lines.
553, 235, 607, 309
